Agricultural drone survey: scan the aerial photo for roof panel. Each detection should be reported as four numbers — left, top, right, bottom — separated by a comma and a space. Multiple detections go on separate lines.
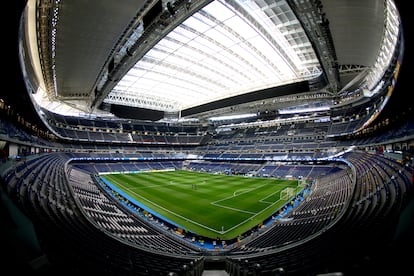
321, 0, 385, 66
54, 0, 148, 98
107, 0, 320, 111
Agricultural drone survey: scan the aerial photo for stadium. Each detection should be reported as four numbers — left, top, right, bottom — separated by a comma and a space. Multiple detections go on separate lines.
2, 0, 413, 275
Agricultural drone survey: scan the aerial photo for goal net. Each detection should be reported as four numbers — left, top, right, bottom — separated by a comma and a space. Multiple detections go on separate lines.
299, 178, 307, 188
280, 187, 295, 200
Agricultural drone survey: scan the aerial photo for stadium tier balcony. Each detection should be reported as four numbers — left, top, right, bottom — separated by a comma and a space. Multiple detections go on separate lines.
1, 149, 412, 275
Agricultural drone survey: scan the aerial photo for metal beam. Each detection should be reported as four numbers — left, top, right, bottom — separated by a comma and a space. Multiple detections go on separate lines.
90, 0, 213, 112
288, 0, 341, 94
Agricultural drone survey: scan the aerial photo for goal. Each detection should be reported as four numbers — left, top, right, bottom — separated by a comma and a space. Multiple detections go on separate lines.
280, 187, 295, 200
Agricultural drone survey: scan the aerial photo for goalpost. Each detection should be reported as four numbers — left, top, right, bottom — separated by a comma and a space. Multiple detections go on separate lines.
299, 177, 307, 188
280, 187, 295, 200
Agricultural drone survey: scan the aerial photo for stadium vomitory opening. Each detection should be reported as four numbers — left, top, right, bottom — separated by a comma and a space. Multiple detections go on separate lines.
2, 0, 413, 275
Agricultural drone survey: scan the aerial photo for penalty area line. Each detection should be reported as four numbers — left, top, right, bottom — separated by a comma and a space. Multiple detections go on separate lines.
105, 177, 225, 234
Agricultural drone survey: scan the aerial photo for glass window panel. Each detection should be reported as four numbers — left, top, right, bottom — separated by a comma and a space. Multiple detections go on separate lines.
171, 25, 198, 41
128, 67, 147, 77
173, 46, 202, 63
216, 62, 242, 80
188, 37, 222, 55
107, 0, 320, 111
146, 48, 170, 61
225, 16, 259, 41
166, 31, 191, 44
216, 50, 246, 70
165, 55, 193, 69
118, 74, 137, 83
157, 38, 182, 51
135, 59, 156, 70
203, 0, 235, 22
183, 16, 212, 33
204, 27, 236, 48
231, 45, 264, 70
115, 84, 130, 91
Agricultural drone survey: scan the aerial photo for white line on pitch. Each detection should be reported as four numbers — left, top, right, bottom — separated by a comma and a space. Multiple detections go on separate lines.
108, 178, 224, 234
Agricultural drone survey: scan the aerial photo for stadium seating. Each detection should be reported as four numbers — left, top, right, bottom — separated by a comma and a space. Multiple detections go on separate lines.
1, 147, 412, 275
4, 0, 412, 274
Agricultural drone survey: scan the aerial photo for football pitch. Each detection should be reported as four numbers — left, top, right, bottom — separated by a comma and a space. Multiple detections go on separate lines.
102, 170, 301, 240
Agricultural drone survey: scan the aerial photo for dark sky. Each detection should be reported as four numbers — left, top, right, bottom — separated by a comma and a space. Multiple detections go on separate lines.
11, 0, 412, 126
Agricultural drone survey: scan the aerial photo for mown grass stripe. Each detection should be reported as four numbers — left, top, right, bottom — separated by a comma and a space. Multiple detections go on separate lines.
103, 170, 300, 239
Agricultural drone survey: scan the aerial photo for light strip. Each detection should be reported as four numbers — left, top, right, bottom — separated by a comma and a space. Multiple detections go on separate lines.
209, 113, 257, 121
278, 105, 330, 115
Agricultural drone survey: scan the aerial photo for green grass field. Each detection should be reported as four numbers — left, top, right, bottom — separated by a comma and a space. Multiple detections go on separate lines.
102, 170, 301, 240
